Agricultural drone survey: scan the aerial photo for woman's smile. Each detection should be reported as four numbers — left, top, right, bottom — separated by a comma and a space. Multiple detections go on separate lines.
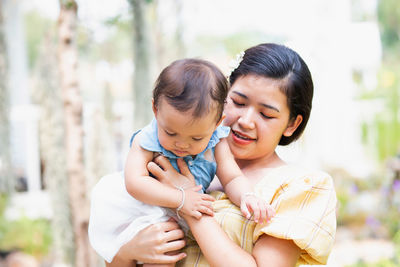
231, 129, 256, 145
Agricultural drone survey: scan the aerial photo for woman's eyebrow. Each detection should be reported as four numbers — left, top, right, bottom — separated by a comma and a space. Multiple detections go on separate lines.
260, 103, 280, 112
232, 91, 280, 112
232, 91, 247, 99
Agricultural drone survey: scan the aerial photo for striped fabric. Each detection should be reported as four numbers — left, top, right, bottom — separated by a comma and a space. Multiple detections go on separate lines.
177, 165, 337, 266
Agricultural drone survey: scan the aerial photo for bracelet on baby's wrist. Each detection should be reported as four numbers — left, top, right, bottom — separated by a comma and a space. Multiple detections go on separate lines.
243, 192, 256, 198
175, 186, 185, 219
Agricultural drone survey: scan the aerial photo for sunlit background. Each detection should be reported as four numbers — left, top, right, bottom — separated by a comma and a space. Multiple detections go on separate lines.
0, 0, 399, 266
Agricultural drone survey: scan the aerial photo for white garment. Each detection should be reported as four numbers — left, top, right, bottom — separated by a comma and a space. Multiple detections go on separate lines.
88, 172, 170, 263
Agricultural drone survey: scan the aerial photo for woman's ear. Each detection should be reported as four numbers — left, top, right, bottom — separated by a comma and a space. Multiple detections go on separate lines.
283, 115, 303, 137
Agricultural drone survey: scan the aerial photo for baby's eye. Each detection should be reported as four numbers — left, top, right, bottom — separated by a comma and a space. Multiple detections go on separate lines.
165, 130, 176, 136
192, 137, 203, 141
231, 98, 245, 106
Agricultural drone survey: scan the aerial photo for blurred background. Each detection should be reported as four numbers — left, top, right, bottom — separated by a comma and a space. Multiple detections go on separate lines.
0, 0, 399, 266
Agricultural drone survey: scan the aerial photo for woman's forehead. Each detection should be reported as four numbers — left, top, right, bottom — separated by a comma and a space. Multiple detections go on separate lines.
230, 76, 288, 110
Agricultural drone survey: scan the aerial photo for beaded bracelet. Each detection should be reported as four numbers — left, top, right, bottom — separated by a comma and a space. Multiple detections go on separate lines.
175, 186, 185, 219
243, 192, 256, 198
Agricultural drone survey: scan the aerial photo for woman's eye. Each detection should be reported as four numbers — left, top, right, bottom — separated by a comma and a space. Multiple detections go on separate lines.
260, 113, 273, 119
231, 98, 244, 106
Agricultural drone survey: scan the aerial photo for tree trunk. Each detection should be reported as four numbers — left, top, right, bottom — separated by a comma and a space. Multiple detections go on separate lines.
152, 0, 185, 70
0, 0, 13, 194
174, 0, 185, 58
57, 1, 92, 266
32, 33, 74, 265
129, 0, 153, 130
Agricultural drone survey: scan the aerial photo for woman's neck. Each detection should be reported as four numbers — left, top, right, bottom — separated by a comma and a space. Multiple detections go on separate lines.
236, 151, 286, 174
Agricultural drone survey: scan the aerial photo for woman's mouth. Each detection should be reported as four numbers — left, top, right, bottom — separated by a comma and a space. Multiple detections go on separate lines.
231, 130, 256, 145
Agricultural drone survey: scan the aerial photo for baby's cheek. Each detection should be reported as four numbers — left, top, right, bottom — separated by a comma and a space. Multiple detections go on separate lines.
194, 141, 210, 155
223, 114, 235, 127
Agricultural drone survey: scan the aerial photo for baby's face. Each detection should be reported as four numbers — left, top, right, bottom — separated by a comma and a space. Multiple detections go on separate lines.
154, 99, 220, 157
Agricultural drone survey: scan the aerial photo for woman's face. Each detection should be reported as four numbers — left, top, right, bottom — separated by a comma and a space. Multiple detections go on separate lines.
224, 75, 297, 161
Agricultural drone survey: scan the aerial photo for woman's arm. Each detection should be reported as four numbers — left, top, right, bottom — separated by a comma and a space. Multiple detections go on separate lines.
252, 234, 300, 267
153, 156, 300, 266
184, 214, 300, 267
106, 220, 187, 266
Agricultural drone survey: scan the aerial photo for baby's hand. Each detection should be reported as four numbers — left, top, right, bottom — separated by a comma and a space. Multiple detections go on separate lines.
178, 186, 215, 219
240, 193, 275, 223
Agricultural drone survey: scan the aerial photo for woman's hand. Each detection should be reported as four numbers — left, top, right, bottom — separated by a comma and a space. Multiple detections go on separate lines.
147, 156, 196, 189
107, 219, 186, 266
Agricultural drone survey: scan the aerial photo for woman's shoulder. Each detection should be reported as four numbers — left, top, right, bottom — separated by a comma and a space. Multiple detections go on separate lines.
257, 164, 334, 192
288, 164, 334, 189
276, 164, 332, 181
254, 165, 337, 265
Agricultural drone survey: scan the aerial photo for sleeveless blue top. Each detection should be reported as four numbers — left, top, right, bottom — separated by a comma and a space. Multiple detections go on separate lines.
130, 119, 230, 191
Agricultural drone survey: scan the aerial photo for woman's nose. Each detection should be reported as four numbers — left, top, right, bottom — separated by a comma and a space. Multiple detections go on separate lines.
238, 108, 256, 129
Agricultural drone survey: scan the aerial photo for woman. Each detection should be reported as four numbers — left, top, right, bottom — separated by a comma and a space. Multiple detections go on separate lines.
106, 43, 337, 266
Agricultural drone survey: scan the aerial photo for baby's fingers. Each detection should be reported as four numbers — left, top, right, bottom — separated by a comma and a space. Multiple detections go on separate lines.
201, 194, 215, 202
258, 202, 269, 223
199, 198, 214, 210
186, 185, 203, 192
249, 203, 261, 223
266, 205, 276, 221
198, 205, 214, 216
190, 210, 202, 220
240, 204, 250, 219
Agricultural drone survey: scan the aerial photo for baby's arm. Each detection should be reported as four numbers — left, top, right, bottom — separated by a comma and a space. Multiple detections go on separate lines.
214, 139, 275, 223
124, 134, 214, 218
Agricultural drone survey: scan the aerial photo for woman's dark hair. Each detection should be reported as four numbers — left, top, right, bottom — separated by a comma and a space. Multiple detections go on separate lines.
229, 43, 314, 145
153, 58, 228, 122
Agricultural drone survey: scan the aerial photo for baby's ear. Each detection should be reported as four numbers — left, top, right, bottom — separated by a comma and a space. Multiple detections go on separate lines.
283, 115, 302, 137
216, 113, 225, 127
152, 99, 157, 116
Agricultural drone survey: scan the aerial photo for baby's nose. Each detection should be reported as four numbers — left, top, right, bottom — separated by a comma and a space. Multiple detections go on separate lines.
175, 141, 189, 149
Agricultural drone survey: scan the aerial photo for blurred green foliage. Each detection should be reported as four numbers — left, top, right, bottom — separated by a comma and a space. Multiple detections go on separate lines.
377, 0, 400, 59
0, 194, 52, 258
84, 16, 133, 63
24, 10, 56, 69
361, 0, 400, 161
347, 231, 400, 266
361, 66, 400, 161
332, 165, 399, 238
24, 10, 132, 70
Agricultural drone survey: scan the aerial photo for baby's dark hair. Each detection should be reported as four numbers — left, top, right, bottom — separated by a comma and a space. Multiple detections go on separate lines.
229, 43, 314, 145
153, 58, 228, 122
